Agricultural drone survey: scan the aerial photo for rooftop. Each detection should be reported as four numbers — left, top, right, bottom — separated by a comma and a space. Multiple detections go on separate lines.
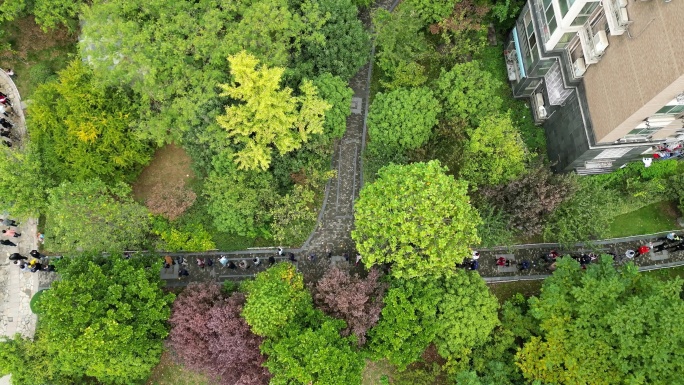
583, 0, 684, 143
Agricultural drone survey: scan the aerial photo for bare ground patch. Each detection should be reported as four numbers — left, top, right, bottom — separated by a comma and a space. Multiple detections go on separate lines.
133, 143, 196, 220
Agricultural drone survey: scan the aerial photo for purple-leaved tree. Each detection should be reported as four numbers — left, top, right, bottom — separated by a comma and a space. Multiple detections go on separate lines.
311, 267, 387, 345
168, 282, 270, 385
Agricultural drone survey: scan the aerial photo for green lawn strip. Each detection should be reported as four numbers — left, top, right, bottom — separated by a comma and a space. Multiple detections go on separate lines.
488, 279, 544, 304
607, 200, 680, 239
145, 352, 210, 385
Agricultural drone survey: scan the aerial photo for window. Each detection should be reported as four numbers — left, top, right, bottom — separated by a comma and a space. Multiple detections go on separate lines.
569, 2, 599, 27
555, 32, 576, 49
655, 104, 684, 116
559, 0, 576, 17
543, 0, 557, 36
594, 148, 631, 159
521, 10, 538, 69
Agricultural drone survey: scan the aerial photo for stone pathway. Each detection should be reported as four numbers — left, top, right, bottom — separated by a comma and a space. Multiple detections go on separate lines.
0, 70, 41, 340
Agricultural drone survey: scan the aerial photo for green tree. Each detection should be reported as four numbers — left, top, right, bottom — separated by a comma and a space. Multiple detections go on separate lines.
352, 161, 481, 279
203, 152, 277, 237
0, 0, 84, 30
517, 256, 684, 384
296, 0, 370, 81
369, 279, 442, 369
372, 4, 431, 89
459, 113, 527, 186
217, 51, 330, 170
28, 60, 151, 185
262, 317, 364, 385
0, 146, 47, 218
434, 271, 500, 369
242, 263, 313, 338
44, 179, 151, 253
367, 87, 441, 158
37, 254, 174, 384
0, 333, 59, 385
435, 60, 503, 125
311, 73, 354, 144
404, 0, 459, 24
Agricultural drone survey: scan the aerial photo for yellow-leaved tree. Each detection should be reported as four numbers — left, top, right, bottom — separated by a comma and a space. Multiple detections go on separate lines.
217, 51, 331, 171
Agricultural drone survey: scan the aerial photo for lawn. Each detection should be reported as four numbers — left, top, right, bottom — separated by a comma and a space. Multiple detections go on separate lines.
146, 351, 211, 385
607, 200, 680, 239
0, 16, 77, 98
488, 279, 544, 304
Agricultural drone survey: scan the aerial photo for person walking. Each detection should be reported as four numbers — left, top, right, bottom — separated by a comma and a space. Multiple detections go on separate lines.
29, 250, 40, 259
1, 218, 18, 227
238, 259, 249, 270
0, 239, 16, 246
278, 247, 284, 256
228, 261, 237, 270
164, 255, 175, 268
2, 229, 20, 237
355, 254, 362, 266
288, 253, 297, 262
253, 257, 261, 267
219, 255, 229, 267
9, 253, 27, 262
268, 255, 276, 266
197, 258, 205, 268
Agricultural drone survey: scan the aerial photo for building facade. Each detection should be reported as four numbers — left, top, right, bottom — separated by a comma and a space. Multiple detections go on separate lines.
507, 0, 684, 174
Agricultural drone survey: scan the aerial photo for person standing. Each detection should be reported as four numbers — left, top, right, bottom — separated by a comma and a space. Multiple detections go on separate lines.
164, 255, 175, 268
2, 229, 20, 237
277, 247, 284, 256
253, 257, 261, 267
29, 250, 41, 259
268, 255, 276, 266
355, 254, 362, 266
228, 261, 237, 270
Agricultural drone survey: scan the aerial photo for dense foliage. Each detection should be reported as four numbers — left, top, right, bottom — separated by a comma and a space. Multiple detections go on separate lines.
517, 256, 684, 384
44, 179, 151, 253
217, 51, 330, 171
28, 60, 151, 185
369, 271, 499, 371
353, 161, 481, 279
0, 147, 46, 218
459, 113, 527, 186
36, 254, 174, 384
168, 283, 270, 385
241, 263, 313, 338
311, 267, 387, 345
367, 87, 441, 159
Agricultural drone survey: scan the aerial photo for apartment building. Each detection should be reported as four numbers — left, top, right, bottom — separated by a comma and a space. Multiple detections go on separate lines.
506, 0, 684, 174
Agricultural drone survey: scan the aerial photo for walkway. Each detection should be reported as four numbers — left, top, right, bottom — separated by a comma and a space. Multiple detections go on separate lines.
0, 69, 40, 340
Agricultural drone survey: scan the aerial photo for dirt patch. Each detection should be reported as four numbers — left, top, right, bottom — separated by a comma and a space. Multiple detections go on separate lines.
146, 350, 211, 385
1, 16, 75, 60
133, 144, 196, 220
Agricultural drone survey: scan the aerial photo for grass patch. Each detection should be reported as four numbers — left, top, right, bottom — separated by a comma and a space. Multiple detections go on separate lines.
146, 351, 211, 385
488, 279, 544, 304
643, 265, 684, 281
0, 16, 77, 98
30, 289, 48, 315
363, 359, 396, 385
607, 200, 680, 239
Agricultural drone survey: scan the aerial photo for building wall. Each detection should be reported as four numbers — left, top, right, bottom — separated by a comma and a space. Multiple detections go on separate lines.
582, 0, 684, 143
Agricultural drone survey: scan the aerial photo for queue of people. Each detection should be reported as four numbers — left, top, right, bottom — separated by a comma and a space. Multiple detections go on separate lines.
0, 89, 18, 147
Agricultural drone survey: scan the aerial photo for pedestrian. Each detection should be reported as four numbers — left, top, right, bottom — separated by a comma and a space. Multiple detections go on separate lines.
219, 255, 229, 267
30, 263, 43, 273
268, 255, 276, 266
0, 129, 9, 138
197, 258, 206, 268
1, 218, 18, 227
472, 251, 480, 260
253, 257, 261, 267
289, 253, 297, 262
278, 247, 284, 256
37, 233, 44, 244
206, 257, 213, 267
0, 104, 8, 117
0, 118, 12, 128
164, 255, 175, 268
9, 253, 27, 262
355, 254, 362, 266
0, 239, 16, 246
4, 69, 14, 77
176, 256, 188, 266
238, 259, 249, 270
0, 95, 10, 106
42, 264, 56, 272
19, 263, 29, 272
29, 250, 40, 259
2, 229, 20, 237
308, 253, 316, 262
470, 260, 479, 270
343, 252, 349, 262
178, 268, 189, 279
496, 257, 506, 266
636, 245, 650, 257
228, 261, 237, 269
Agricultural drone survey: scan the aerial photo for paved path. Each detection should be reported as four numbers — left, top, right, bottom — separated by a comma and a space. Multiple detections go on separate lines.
0, 70, 41, 340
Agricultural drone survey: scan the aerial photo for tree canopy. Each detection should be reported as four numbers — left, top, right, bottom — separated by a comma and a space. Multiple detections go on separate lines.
36, 254, 174, 384
0, 146, 47, 218
28, 60, 152, 185
459, 113, 527, 186
367, 87, 441, 158
517, 256, 684, 384
217, 51, 330, 171
352, 160, 481, 278
44, 179, 151, 253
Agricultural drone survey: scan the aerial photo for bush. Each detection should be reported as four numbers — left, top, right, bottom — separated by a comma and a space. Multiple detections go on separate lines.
30, 289, 48, 315
27, 63, 55, 85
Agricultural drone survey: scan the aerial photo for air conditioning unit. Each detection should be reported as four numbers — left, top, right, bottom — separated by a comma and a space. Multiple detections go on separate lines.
573, 58, 587, 77
594, 30, 609, 55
